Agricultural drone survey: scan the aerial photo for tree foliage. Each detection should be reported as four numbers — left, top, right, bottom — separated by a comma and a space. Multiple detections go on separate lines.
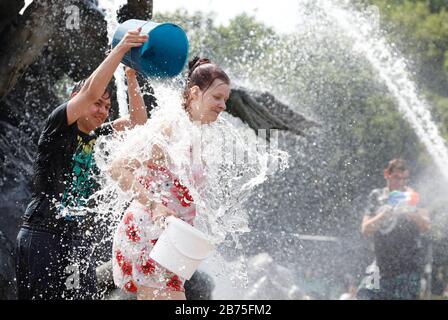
368, 0, 448, 139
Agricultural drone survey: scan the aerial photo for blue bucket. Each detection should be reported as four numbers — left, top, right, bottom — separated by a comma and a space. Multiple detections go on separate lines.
112, 19, 189, 78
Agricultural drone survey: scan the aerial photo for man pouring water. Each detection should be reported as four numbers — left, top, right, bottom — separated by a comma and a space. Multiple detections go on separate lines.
15, 28, 149, 300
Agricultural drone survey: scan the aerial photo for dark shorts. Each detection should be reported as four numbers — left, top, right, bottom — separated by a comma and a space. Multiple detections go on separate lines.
15, 225, 98, 300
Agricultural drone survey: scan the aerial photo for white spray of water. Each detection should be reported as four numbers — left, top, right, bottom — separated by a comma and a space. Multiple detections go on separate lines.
90, 81, 289, 289
315, 0, 448, 180
178, 0, 448, 299
98, 0, 128, 116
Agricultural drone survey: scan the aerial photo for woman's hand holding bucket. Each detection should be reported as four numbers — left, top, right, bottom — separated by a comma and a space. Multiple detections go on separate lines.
150, 202, 178, 229
125, 66, 137, 78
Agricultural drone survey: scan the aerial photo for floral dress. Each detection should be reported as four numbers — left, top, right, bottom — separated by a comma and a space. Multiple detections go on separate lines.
112, 162, 200, 293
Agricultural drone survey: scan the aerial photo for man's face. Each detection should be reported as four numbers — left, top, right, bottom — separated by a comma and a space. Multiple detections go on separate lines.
384, 169, 409, 191
75, 92, 111, 131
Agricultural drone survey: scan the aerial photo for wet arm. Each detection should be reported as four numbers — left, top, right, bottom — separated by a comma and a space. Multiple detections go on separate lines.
108, 158, 154, 208
67, 31, 148, 125
112, 69, 148, 131
108, 153, 176, 219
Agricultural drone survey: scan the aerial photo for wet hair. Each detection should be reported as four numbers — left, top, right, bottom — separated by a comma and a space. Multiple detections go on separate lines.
385, 158, 408, 174
182, 56, 230, 110
71, 78, 114, 100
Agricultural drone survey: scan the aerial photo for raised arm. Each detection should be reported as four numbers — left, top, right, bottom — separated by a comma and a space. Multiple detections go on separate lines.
112, 67, 148, 131
67, 30, 148, 126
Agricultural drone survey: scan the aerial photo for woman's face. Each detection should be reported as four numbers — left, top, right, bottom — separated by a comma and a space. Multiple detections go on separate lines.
188, 79, 230, 124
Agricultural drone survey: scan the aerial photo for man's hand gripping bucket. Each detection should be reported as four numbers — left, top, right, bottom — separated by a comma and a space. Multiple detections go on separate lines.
112, 19, 189, 78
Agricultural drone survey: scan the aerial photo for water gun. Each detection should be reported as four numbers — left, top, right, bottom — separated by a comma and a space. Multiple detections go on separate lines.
387, 190, 420, 206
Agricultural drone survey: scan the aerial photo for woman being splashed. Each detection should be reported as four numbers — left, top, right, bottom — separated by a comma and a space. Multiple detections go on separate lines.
108, 57, 230, 300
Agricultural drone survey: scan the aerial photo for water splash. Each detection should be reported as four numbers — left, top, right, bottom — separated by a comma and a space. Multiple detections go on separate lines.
90, 0, 448, 300
90, 82, 288, 292
315, 0, 448, 180
170, 0, 448, 299
98, 0, 128, 116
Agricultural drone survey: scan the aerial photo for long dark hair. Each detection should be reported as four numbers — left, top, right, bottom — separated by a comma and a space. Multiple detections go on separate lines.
182, 56, 230, 110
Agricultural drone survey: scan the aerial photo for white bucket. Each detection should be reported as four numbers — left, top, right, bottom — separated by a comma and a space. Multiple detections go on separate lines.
149, 216, 214, 280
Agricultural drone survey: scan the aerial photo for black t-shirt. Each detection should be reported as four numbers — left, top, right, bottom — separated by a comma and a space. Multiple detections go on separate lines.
23, 102, 113, 235
364, 187, 424, 278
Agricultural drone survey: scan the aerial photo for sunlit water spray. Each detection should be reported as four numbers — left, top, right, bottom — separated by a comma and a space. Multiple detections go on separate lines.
99, 0, 128, 116
68, 0, 448, 300
88, 80, 288, 294
169, 0, 448, 299
315, 0, 448, 180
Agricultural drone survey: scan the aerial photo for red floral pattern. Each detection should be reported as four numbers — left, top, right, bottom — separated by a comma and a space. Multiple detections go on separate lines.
113, 162, 199, 294
124, 280, 138, 293
126, 225, 141, 242
121, 260, 133, 276
166, 275, 183, 291
140, 258, 156, 275
171, 179, 194, 207
115, 250, 124, 268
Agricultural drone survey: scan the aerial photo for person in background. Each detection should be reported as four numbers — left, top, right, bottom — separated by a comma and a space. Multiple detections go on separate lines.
360, 158, 430, 299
